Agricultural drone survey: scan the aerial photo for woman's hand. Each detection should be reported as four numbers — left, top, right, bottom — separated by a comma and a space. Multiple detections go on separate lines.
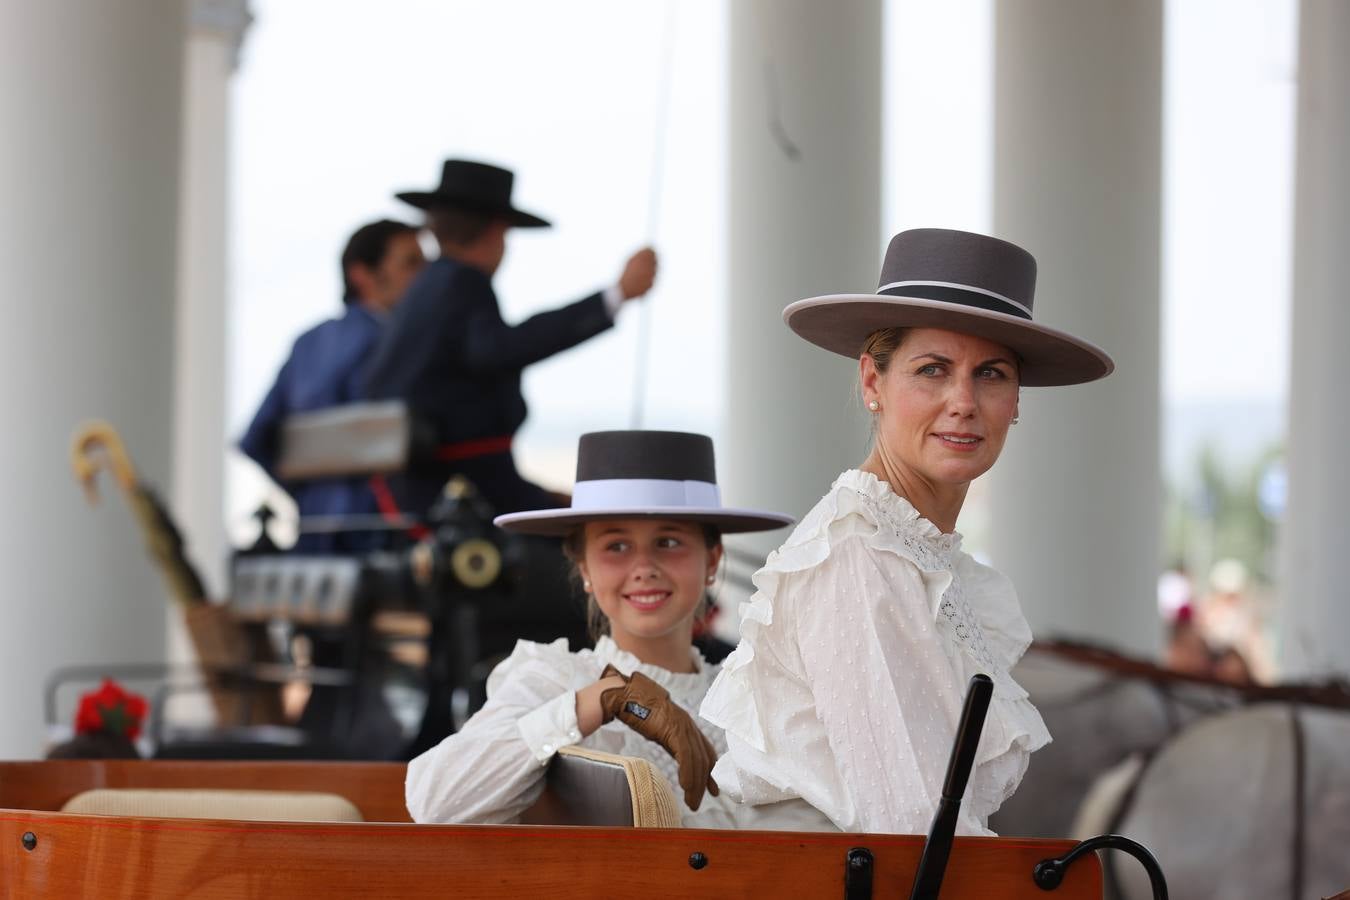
596, 664, 720, 811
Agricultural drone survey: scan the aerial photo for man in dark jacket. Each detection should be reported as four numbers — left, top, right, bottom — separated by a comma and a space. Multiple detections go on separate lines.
240, 218, 426, 551
362, 159, 656, 517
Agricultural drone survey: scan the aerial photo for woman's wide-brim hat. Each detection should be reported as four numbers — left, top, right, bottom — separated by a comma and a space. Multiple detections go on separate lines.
494, 431, 794, 537
783, 228, 1114, 386
396, 159, 551, 228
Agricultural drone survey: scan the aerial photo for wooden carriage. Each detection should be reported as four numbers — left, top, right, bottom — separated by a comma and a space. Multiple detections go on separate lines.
48, 417, 1149, 898
0, 755, 1104, 899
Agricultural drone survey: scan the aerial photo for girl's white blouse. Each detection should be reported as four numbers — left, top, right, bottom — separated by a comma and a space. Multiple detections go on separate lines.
405, 634, 750, 828
699, 469, 1051, 836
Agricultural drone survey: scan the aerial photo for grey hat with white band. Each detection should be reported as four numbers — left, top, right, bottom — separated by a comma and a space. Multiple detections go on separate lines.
493, 431, 794, 536
783, 228, 1114, 386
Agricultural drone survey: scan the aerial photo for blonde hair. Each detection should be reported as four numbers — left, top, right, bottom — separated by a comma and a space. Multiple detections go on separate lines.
563, 523, 722, 641
860, 327, 910, 376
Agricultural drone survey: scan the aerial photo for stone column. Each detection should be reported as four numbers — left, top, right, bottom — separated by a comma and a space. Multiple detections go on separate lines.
723, 0, 882, 540
0, 2, 184, 756
1278, 0, 1350, 677
985, 1, 1165, 655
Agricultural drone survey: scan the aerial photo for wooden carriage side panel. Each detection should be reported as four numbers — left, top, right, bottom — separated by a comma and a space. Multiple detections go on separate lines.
0, 761, 412, 823
0, 812, 1101, 899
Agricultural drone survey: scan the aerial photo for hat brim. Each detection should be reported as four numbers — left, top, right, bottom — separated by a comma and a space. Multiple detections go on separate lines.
783, 294, 1113, 387
394, 191, 551, 228
494, 506, 795, 537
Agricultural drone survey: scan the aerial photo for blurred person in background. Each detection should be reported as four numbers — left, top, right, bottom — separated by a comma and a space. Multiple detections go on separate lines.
1163, 604, 1213, 678
1197, 558, 1274, 682
240, 218, 426, 552
1211, 645, 1255, 685
362, 159, 657, 519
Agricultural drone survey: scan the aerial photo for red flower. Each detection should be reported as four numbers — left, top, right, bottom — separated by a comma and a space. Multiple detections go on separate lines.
74, 695, 104, 735
72, 679, 148, 740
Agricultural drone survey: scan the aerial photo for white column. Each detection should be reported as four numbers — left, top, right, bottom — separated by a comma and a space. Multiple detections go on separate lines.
1278, 0, 1350, 678
0, 2, 183, 756
165, 0, 251, 720
723, 0, 882, 539
175, 0, 250, 597
984, 1, 1164, 655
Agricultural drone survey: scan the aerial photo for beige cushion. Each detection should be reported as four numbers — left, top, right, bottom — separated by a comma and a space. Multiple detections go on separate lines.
555, 746, 681, 828
61, 788, 364, 823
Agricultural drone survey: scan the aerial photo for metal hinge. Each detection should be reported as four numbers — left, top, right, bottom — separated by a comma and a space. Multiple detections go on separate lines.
845, 847, 874, 900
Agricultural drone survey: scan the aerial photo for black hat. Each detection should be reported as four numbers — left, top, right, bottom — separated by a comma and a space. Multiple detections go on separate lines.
395, 159, 551, 228
783, 228, 1114, 386
493, 431, 794, 536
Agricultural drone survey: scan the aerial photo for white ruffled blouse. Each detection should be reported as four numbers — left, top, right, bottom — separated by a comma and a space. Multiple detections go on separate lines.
405, 635, 749, 828
699, 469, 1050, 836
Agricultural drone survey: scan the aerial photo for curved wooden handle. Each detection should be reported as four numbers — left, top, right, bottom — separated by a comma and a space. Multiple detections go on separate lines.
70, 420, 139, 504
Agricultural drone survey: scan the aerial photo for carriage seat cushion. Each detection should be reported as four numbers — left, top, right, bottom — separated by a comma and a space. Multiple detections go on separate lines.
553, 746, 681, 828
61, 788, 364, 823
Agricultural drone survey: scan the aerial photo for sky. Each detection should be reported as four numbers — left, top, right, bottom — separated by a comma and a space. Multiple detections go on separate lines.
227, 0, 1299, 533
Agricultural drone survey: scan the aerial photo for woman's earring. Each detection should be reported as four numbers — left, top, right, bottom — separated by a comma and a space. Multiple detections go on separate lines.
1011, 415, 1020, 425
705, 574, 716, 585
582, 580, 592, 592
867, 400, 879, 412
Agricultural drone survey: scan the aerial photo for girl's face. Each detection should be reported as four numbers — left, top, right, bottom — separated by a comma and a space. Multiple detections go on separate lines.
861, 327, 1021, 488
577, 519, 721, 653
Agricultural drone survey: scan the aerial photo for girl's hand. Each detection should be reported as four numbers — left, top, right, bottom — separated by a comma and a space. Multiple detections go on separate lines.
596, 664, 720, 811
575, 673, 628, 736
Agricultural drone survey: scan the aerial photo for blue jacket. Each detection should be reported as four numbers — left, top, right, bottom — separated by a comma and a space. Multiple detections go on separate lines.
240, 304, 385, 552
362, 258, 614, 515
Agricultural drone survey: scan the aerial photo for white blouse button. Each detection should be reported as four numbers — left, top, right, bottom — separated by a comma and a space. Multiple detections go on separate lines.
542, 743, 554, 754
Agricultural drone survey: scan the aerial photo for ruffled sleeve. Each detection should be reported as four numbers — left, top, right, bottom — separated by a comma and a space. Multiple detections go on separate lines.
949, 555, 1049, 824
405, 638, 580, 824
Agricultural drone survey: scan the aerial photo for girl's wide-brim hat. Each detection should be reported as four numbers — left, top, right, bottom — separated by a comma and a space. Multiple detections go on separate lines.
494, 431, 794, 537
783, 228, 1114, 386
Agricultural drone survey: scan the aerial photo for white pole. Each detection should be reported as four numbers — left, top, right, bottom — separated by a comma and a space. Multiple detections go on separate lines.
0, 1, 185, 756
1278, 0, 1350, 678
723, 0, 883, 547
985, 0, 1165, 656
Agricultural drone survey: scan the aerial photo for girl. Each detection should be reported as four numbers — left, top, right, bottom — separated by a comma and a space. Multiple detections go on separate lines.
405, 430, 792, 827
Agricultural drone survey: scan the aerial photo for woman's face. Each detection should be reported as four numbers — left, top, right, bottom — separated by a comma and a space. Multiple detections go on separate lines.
577, 519, 721, 649
861, 327, 1020, 487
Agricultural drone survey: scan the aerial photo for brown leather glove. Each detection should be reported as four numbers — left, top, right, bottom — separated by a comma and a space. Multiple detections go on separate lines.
599, 664, 720, 811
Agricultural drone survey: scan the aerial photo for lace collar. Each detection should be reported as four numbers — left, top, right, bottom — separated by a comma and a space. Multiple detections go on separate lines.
835, 469, 964, 560
592, 636, 713, 696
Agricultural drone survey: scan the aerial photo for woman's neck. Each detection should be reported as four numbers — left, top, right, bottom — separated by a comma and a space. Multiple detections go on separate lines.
609, 627, 699, 675
860, 447, 968, 534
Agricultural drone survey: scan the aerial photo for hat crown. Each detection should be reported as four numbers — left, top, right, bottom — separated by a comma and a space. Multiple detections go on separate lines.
432, 159, 515, 208
878, 228, 1038, 320
576, 431, 716, 484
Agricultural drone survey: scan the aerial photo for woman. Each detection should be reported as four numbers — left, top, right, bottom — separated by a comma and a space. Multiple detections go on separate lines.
700, 228, 1115, 835
405, 430, 793, 827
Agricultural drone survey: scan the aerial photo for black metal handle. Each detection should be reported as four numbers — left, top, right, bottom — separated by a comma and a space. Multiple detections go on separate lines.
908, 674, 994, 900
1033, 834, 1168, 900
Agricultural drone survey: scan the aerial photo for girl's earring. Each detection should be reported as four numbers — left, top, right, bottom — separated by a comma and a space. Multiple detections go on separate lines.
867, 400, 879, 412
1011, 414, 1020, 425
705, 574, 716, 585
582, 581, 592, 592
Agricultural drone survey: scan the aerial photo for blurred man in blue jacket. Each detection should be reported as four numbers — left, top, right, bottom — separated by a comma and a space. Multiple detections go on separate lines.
363, 160, 656, 517
240, 218, 426, 551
